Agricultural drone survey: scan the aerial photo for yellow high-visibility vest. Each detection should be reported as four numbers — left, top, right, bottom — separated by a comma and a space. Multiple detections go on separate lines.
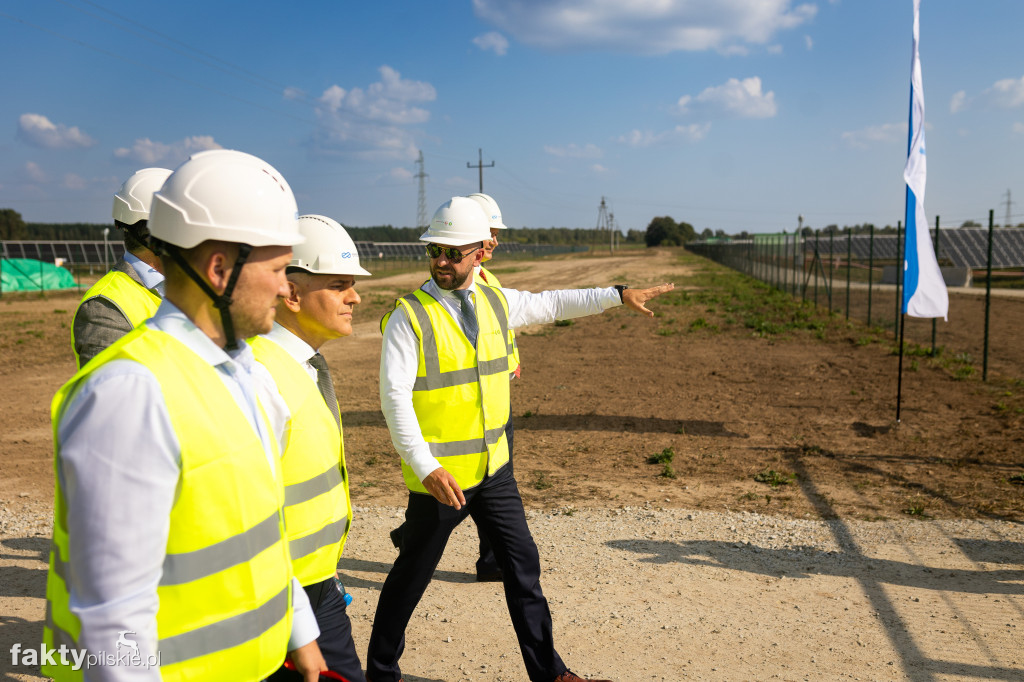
478, 266, 521, 376
72, 270, 160, 368
45, 326, 293, 682
251, 335, 353, 586
381, 284, 514, 492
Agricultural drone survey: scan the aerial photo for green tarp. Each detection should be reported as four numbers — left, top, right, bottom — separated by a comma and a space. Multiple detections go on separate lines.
1, 258, 77, 292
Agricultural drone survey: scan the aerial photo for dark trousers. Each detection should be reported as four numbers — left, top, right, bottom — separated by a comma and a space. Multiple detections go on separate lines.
269, 577, 366, 682
366, 463, 566, 682
475, 419, 513, 575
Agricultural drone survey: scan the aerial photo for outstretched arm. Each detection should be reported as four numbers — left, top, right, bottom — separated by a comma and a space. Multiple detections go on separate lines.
621, 283, 675, 317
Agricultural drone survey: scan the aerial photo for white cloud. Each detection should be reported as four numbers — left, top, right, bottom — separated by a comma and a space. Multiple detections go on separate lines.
23, 161, 47, 183
985, 76, 1024, 109
766, 44, 783, 55
1013, 122, 1024, 135
950, 76, 1024, 113
473, 31, 510, 55
618, 122, 710, 147
591, 163, 609, 173
283, 86, 306, 101
113, 135, 222, 165
62, 173, 87, 191
390, 167, 413, 180
677, 77, 777, 119
17, 113, 95, 149
950, 90, 967, 114
472, 0, 817, 55
312, 66, 436, 160
443, 176, 474, 189
543, 142, 603, 158
840, 122, 906, 148
804, 34, 813, 50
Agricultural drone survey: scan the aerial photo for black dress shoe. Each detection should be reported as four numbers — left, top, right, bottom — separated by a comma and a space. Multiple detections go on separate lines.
475, 568, 503, 582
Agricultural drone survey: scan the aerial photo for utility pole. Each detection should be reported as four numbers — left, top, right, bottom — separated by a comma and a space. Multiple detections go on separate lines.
596, 196, 612, 253
466, 148, 494, 193
415, 150, 428, 229
1002, 188, 1014, 228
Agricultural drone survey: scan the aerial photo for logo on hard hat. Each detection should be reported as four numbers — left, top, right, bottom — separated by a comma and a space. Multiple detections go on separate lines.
341, 251, 353, 259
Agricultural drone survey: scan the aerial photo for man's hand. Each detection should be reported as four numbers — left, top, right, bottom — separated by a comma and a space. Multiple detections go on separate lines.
288, 640, 328, 682
622, 283, 675, 317
422, 466, 466, 510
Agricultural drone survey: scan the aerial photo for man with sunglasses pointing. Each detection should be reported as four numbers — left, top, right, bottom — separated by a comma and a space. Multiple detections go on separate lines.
367, 197, 672, 682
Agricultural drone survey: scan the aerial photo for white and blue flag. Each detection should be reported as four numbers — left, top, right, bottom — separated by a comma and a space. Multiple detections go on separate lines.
902, 0, 948, 320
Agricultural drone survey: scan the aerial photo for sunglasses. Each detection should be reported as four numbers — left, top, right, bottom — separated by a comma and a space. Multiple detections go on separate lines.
425, 244, 481, 263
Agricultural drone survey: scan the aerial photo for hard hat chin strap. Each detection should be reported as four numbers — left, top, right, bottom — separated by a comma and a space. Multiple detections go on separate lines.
156, 240, 253, 352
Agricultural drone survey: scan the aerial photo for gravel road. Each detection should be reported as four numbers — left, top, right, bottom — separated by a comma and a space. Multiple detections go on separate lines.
3, 499, 1022, 681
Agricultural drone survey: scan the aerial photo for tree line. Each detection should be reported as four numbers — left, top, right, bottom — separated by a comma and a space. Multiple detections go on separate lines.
5, 207, 1015, 248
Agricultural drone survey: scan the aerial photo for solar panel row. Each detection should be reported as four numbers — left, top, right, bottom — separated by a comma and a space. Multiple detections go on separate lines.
798, 229, 1024, 268
2, 240, 583, 266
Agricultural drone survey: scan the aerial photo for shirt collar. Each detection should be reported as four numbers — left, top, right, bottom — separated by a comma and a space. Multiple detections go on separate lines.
147, 299, 250, 369
262, 322, 317, 366
124, 251, 165, 291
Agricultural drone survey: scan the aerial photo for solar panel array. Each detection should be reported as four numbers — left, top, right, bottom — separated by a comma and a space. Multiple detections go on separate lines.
799, 229, 1024, 268
2, 240, 125, 264
2, 240, 585, 266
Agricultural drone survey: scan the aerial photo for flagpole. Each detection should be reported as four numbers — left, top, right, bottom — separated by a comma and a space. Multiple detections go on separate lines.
897, 51, 915, 426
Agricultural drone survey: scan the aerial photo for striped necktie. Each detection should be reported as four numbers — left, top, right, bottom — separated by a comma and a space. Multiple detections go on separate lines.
308, 352, 341, 429
452, 289, 478, 347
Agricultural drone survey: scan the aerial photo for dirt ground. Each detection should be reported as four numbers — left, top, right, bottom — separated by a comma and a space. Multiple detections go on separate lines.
1, 247, 1022, 681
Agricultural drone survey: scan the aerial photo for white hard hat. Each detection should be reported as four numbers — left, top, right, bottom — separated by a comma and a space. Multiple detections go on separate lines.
112, 168, 172, 226
466, 193, 506, 230
291, 215, 371, 276
149, 149, 303, 249
419, 197, 490, 247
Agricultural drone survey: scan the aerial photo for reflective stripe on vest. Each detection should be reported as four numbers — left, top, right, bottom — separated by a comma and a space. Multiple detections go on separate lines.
382, 284, 513, 492
44, 326, 293, 682
72, 269, 161, 368
478, 266, 520, 375
251, 335, 353, 586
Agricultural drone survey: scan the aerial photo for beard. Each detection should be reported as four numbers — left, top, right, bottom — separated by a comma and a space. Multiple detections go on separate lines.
430, 262, 471, 291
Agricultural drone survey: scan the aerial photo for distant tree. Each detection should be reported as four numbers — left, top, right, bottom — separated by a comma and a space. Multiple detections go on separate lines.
800, 226, 814, 237
0, 209, 28, 240
644, 216, 679, 246
714, 229, 729, 239
700, 227, 713, 239
644, 216, 695, 246
960, 220, 982, 228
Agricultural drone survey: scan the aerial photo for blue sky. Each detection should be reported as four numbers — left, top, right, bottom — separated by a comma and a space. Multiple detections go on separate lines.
2, 0, 1022, 235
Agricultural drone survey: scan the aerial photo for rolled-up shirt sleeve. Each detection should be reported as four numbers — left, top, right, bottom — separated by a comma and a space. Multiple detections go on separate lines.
379, 307, 441, 482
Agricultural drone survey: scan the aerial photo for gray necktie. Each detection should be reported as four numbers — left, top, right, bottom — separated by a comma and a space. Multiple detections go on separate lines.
308, 352, 341, 428
452, 289, 478, 347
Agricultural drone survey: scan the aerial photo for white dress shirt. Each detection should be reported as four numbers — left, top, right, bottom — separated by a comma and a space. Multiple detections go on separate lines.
262, 322, 319, 383
123, 252, 165, 297
56, 300, 318, 682
380, 276, 621, 481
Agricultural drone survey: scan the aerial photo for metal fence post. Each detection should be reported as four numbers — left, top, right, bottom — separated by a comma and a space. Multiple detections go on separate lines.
828, 229, 834, 313
868, 224, 874, 326
895, 220, 902, 334
931, 215, 939, 355
845, 229, 851, 320
984, 209, 994, 381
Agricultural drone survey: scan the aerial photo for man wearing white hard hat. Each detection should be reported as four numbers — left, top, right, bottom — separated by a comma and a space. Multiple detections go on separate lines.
253, 215, 370, 682
71, 167, 172, 368
368, 197, 673, 682
44, 150, 328, 682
